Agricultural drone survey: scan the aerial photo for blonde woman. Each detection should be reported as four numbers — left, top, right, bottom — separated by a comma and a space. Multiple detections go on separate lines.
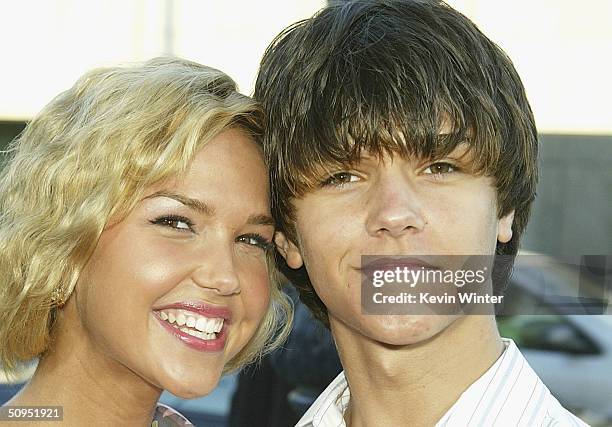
0, 58, 291, 426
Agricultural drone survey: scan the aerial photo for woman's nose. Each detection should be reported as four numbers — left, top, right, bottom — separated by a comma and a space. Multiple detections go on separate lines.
190, 242, 241, 295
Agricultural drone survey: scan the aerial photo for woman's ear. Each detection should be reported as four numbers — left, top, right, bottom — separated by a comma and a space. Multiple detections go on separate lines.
497, 210, 515, 243
274, 231, 304, 269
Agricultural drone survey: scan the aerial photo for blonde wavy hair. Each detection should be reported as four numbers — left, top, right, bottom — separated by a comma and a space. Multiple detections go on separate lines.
0, 57, 292, 375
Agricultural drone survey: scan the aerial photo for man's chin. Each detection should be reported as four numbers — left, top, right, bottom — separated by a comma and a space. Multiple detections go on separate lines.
357, 314, 457, 347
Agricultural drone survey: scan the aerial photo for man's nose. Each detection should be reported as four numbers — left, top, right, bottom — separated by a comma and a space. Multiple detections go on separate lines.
365, 172, 426, 238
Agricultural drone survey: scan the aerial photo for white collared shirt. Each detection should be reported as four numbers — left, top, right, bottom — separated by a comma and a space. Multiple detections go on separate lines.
296, 339, 589, 427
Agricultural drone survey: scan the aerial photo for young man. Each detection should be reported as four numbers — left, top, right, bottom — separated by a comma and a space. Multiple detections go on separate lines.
255, 1, 587, 426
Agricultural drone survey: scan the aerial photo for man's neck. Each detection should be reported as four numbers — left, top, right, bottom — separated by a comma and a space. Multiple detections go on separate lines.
331, 315, 504, 427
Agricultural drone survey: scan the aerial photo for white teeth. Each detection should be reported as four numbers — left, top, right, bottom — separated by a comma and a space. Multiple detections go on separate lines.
195, 317, 207, 332
178, 325, 216, 340
185, 329, 212, 340
158, 310, 224, 338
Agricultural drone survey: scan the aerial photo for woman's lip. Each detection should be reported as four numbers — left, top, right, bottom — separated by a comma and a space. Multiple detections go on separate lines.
153, 301, 232, 322
153, 311, 228, 352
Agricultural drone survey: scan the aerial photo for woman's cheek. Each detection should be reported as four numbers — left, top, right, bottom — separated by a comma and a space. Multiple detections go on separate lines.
255, 266, 272, 310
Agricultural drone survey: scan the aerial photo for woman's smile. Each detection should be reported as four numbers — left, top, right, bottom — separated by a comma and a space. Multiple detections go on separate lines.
153, 301, 232, 352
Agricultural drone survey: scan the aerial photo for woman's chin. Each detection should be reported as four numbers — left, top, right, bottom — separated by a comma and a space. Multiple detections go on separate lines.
161, 374, 221, 399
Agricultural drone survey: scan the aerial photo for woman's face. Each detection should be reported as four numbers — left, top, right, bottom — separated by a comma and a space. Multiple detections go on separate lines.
67, 128, 272, 397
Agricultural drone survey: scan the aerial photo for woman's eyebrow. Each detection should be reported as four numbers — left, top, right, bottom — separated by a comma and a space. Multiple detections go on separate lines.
143, 190, 274, 227
144, 190, 215, 216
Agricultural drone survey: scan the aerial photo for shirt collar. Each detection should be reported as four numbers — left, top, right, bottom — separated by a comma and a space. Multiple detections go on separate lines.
437, 338, 549, 426
296, 370, 349, 427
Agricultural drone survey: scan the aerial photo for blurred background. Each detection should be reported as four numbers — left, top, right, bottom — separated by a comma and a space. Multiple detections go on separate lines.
1, 0, 610, 426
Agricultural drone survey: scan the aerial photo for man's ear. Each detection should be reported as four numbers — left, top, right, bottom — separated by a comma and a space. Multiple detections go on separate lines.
274, 231, 304, 269
497, 210, 515, 243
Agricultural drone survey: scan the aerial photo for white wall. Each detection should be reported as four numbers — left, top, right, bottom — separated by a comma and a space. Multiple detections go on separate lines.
0, 0, 325, 120
1, 0, 610, 135
446, 0, 612, 135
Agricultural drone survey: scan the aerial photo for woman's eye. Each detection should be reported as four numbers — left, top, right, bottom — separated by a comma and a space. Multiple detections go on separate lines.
150, 215, 194, 232
424, 162, 457, 175
237, 233, 272, 251
322, 172, 360, 187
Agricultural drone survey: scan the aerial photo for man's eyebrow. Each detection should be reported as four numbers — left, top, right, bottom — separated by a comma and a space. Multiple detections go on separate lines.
144, 190, 275, 227
144, 191, 215, 216
247, 214, 275, 227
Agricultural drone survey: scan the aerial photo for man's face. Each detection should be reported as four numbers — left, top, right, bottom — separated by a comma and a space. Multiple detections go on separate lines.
276, 144, 514, 345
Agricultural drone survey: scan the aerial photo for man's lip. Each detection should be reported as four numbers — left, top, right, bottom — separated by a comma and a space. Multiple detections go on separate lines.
360, 257, 440, 273
153, 301, 232, 322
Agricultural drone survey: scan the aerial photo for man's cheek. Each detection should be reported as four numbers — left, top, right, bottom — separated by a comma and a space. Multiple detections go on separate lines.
305, 237, 335, 266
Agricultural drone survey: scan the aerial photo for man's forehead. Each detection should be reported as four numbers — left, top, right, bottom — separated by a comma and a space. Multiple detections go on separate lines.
326, 141, 474, 166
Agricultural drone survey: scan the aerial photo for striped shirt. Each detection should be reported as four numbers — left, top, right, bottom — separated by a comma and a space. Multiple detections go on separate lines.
296, 339, 589, 427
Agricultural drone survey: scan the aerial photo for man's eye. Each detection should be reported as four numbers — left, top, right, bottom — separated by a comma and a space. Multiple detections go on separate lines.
150, 215, 194, 231
237, 233, 272, 251
322, 172, 360, 187
424, 162, 457, 175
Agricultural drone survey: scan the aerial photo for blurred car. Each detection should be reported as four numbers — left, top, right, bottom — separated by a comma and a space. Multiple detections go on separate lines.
498, 253, 612, 422
0, 362, 36, 406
